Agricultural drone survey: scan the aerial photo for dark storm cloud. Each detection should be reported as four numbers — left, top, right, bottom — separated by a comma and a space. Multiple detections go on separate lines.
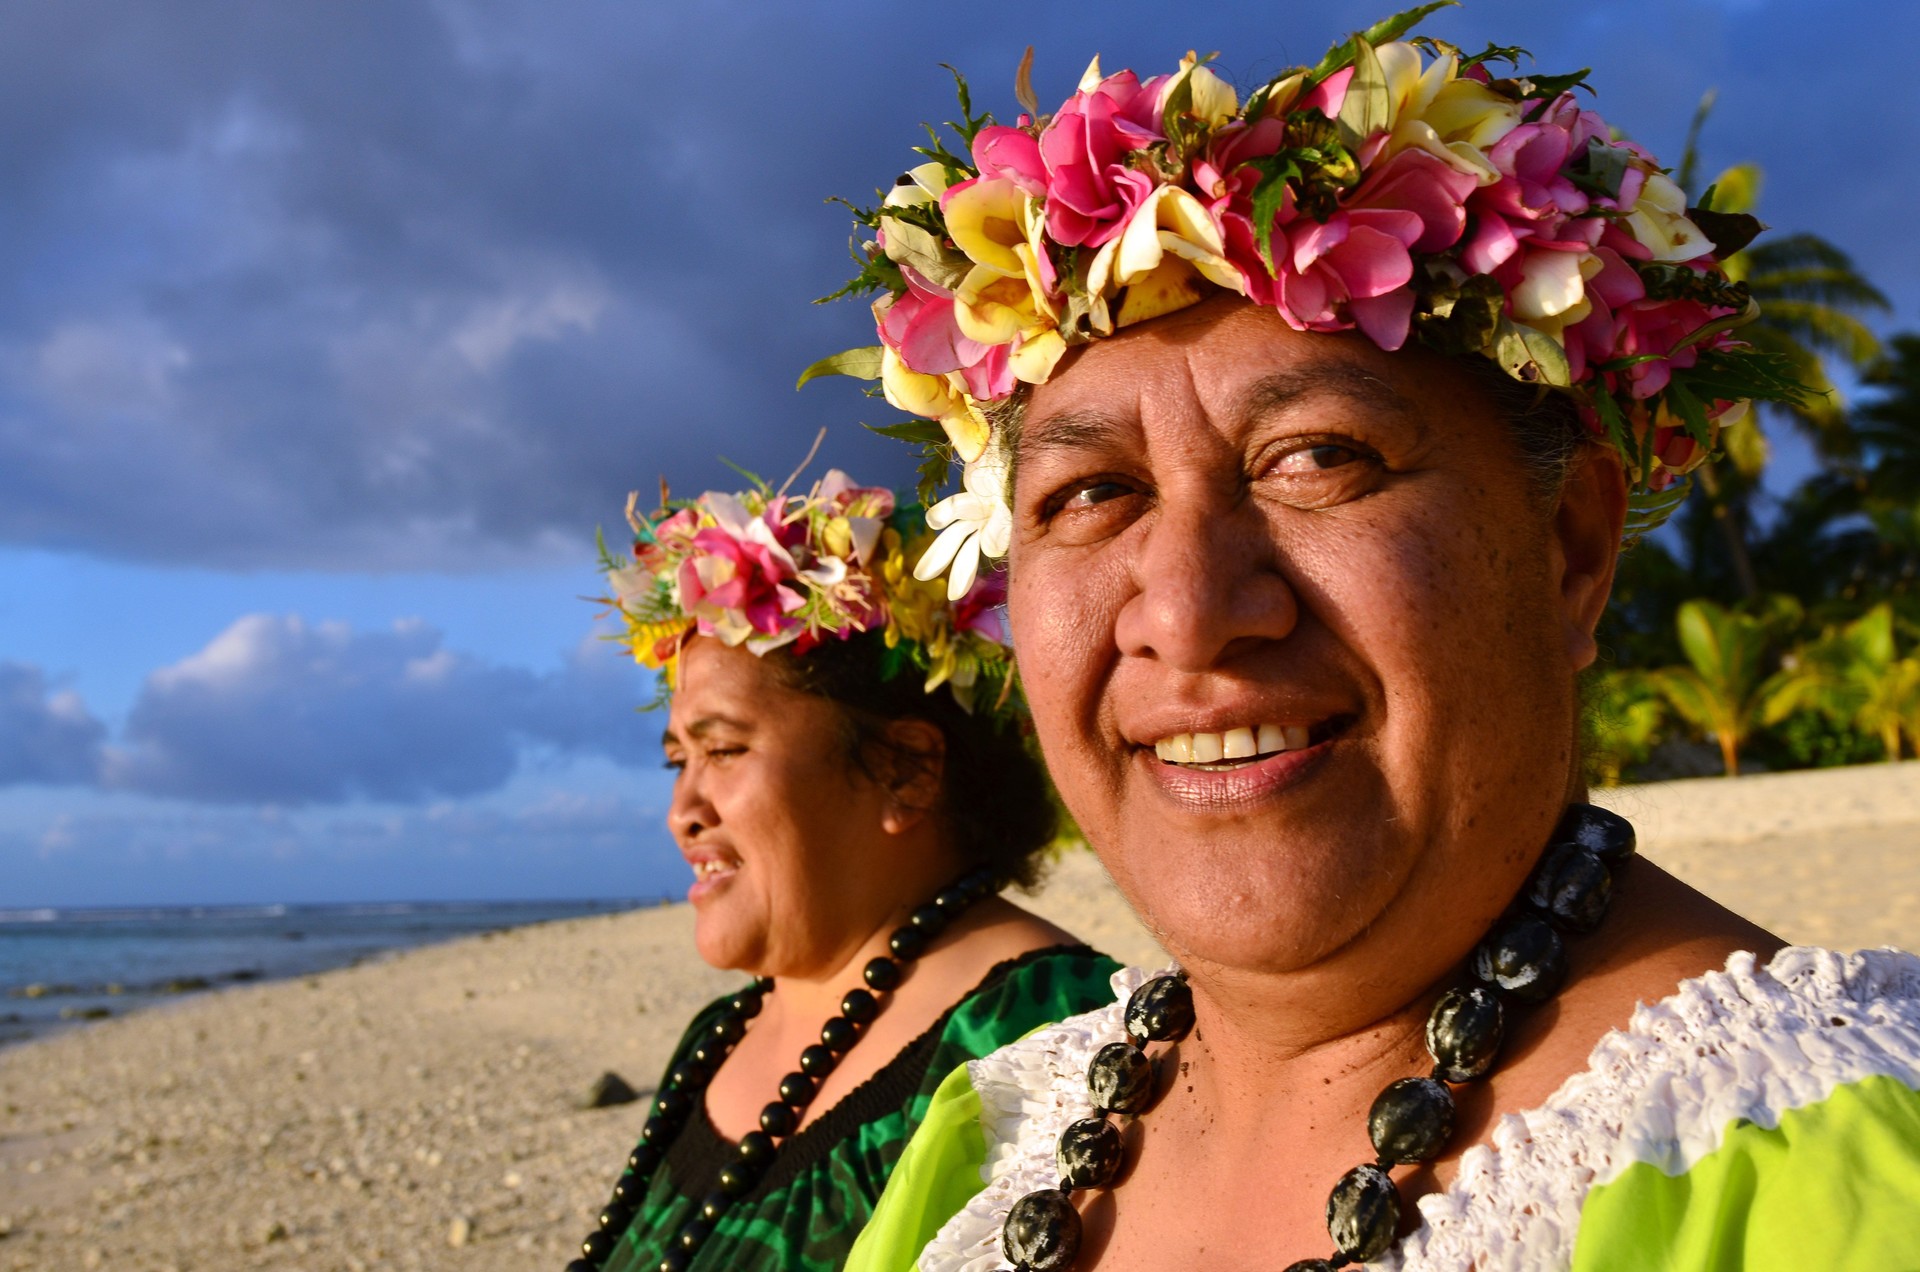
0, 0, 1911, 569
102, 613, 655, 804
0, 663, 106, 785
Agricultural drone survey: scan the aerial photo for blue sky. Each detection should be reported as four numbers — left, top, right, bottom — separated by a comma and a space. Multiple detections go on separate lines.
3, 0, 1915, 906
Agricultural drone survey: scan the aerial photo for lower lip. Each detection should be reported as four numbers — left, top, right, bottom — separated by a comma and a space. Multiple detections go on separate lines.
688, 867, 738, 904
1142, 738, 1337, 811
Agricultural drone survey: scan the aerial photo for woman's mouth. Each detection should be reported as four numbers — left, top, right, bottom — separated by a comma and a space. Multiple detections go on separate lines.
1150, 717, 1350, 771
687, 854, 741, 903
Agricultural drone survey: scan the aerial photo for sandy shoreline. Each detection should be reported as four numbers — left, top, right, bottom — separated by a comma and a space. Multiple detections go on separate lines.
2, 764, 1914, 1270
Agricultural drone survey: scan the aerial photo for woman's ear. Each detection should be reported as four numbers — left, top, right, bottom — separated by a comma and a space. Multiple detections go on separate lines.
1552, 442, 1628, 672
876, 718, 946, 835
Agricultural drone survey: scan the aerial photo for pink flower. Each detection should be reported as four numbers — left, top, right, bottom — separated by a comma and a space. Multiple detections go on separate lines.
676, 501, 807, 641
1275, 207, 1425, 348
874, 269, 1015, 399
971, 125, 1047, 196
1461, 94, 1612, 275
1036, 69, 1167, 248
951, 569, 1009, 645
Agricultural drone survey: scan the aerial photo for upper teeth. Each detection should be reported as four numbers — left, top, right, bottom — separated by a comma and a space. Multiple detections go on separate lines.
1154, 724, 1311, 763
693, 860, 735, 880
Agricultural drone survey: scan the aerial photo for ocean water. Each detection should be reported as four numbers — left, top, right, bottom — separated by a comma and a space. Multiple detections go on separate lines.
0, 898, 655, 1047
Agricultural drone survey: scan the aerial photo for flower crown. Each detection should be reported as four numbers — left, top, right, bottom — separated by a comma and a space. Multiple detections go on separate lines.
804, 5, 1806, 597
598, 468, 1017, 714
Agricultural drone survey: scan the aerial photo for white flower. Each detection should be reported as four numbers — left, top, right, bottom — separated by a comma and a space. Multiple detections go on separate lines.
913, 448, 1012, 601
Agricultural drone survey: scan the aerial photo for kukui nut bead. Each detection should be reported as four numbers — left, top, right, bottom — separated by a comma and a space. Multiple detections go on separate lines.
654, 1088, 692, 1124
728, 989, 764, 1018
798, 1044, 837, 1077
777, 1072, 814, 1106
1002, 1187, 1082, 1271
1527, 844, 1614, 934
697, 1191, 731, 1223
580, 1230, 616, 1263
598, 1202, 634, 1231
1326, 1163, 1402, 1261
1367, 1076, 1457, 1164
1426, 985, 1506, 1082
639, 1116, 673, 1147
611, 1172, 644, 1206
1555, 802, 1636, 866
1472, 914, 1569, 1003
908, 903, 947, 932
736, 1130, 776, 1167
674, 1219, 710, 1252
656, 1251, 690, 1272
820, 1015, 859, 1053
888, 926, 929, 960
1056, 1116, 1126, 1190
759, 1101, 798, 1138
934, 885, 971, 912
710, 1014, 746, 1044
717, 1161, 760, 1197
1087, 1041, 1156, 1114
564, 1261, 593, 1272
1123, 974, 1196, 1045
1281, 1262, 1337, 1272
626, 1144, 661, 1175
862, 956, 902, 991
840, 988, 878, 1024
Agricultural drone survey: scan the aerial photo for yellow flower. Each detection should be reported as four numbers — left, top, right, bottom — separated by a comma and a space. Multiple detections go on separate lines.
1509, 249, 1604, 337
1169, 52, 1238, 128
879, 347, 991, 462
1625, 173, 1713, 264
944, 177, 1028, 278
1086, 185, 1243, 329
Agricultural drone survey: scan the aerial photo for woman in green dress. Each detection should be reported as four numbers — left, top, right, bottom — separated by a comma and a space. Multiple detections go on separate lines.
568, 468, 1121, 1272
809, 11, 1920, 1270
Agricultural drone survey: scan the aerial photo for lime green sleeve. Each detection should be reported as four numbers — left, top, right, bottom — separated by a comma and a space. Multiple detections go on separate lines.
1572, 1073, 1920, 1270
844, 1061, 990, 1272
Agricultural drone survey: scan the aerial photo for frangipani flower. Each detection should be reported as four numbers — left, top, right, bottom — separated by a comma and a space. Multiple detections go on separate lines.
914, 447, 1013, 601
814, 18, 1803, 587
600, 472, 1019, 713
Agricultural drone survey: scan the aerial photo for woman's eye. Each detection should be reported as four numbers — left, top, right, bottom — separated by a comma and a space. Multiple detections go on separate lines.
705, 745, 745, 762
1274, 442, 1364, 474
1064, 479, 1133, 509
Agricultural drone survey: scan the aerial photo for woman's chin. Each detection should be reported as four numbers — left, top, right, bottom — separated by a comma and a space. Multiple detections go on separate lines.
1103, 834, 1404, 975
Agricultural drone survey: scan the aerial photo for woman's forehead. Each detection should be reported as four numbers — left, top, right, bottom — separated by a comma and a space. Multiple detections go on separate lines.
1019, 308, 1461, 459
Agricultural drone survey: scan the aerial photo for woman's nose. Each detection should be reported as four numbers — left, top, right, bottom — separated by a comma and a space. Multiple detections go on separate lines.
1113, 490, 1298, 671
667, 770, 717, 843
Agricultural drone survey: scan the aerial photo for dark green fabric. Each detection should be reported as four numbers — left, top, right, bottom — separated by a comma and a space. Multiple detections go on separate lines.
601, 945, 1119, 1272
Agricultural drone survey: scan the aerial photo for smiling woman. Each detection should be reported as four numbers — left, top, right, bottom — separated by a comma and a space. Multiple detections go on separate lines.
817, 10, 1920, 1271
572, 470, 1121, 1272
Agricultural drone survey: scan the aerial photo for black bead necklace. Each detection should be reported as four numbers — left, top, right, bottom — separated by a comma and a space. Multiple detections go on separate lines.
566, 864, 1000, 1272
1000, 804, 1636, 1272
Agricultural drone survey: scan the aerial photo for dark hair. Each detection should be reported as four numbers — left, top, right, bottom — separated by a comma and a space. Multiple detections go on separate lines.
762, 633, 1058, 890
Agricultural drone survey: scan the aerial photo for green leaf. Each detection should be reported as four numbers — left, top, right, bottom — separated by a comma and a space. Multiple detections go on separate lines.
1309, 2, 1457, 81
862, 418, 948, 445
1494, 318, 1571, 388
1335, 36, 1391, 150
1575, 137, 1630, 200
1664, 379, 1714, 448
1246, 156, 1303, 272
796, 346, 884, 390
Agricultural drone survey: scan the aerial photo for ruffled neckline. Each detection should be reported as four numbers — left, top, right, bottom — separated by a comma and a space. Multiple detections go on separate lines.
916, 946, 1920, 1272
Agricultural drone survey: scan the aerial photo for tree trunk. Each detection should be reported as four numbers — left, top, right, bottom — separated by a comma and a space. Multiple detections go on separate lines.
1717, 727, 1741, 777
1695, 461, 1761, 600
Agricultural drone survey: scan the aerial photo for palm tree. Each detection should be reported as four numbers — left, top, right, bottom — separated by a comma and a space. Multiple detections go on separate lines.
1647, 597, 1799, 776
1675, 97, 1891, 596
1770, 604, 1920, 761
1582, 669, 1667, 787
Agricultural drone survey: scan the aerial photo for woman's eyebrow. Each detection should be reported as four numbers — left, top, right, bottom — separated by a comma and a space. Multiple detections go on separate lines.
1234, 363, 1416, 432
1015, 408, 1134, 463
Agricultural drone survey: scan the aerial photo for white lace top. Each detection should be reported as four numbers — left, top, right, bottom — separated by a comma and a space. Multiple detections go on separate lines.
916, 946, 1920, 1272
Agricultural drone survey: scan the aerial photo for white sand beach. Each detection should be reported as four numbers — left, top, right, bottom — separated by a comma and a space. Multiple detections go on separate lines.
2, 765, 1915, 1271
